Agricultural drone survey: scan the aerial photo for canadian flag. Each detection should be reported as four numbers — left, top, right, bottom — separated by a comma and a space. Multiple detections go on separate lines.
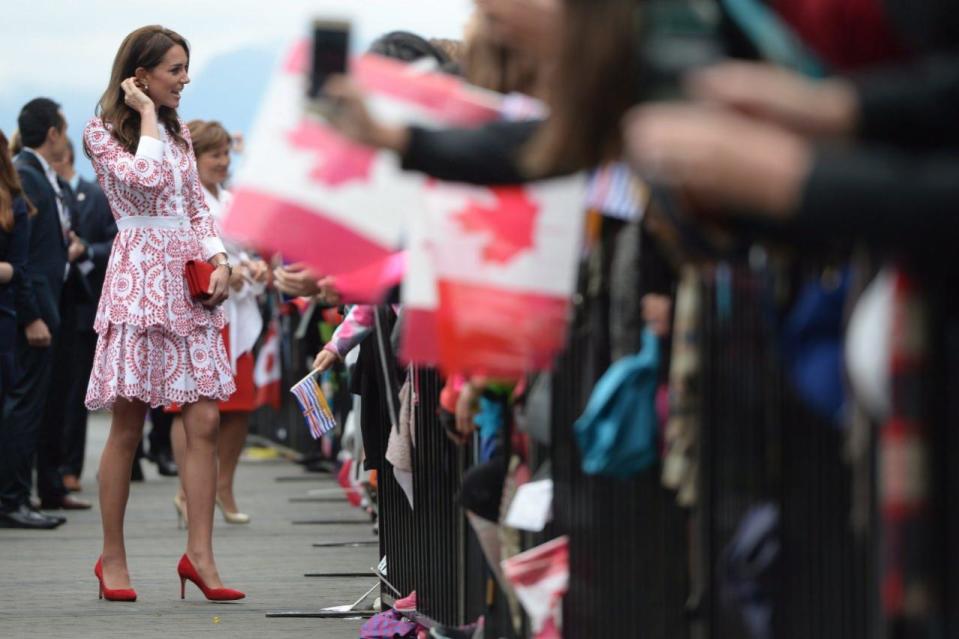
221, 44, 499, 303
502, 535, 570, 639
336, 456, 363, 509
222, 42, 584, 374
253, 318, 282, 410
385, 80, 586, 377
401, 177, 585, 378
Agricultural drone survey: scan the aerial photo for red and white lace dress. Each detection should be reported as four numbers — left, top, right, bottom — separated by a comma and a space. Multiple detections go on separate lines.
83, 117, 236, 409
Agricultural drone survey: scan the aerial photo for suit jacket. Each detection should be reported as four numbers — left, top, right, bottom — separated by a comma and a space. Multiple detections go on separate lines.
14, 152, 68, 330
67, 177, 116, 331
59, 178, 95, 310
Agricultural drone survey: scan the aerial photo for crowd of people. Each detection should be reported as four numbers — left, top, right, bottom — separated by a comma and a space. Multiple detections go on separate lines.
0, 0, 958, 635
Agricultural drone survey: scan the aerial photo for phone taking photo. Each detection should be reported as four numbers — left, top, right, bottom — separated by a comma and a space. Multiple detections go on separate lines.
308, 19, 351, 100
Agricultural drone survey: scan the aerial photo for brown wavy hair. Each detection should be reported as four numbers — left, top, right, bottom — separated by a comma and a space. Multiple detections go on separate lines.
8, 129, 23, 156
94, 25, 190, 155
461, 16, 541, 96
523, 0, 637, 176
0, 129, 35, 233
186, 120, 232, 159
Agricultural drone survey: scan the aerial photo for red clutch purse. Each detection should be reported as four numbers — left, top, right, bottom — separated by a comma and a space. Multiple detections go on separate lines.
185, 260, 215, 300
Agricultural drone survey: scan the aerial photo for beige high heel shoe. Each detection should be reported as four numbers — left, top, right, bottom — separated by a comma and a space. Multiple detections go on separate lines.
173, 493, 188, 530
215, 497, 250, 525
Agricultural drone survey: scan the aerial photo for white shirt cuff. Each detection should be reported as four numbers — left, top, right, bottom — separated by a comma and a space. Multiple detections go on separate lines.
201, 236, 227, 261
135, 136, 164, 161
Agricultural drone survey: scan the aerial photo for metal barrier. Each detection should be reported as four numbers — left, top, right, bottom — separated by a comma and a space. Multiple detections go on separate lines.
551, 263, 878, 638
367, 313, 472, 627
408, 369, 470, 623
367, 310, 522, 635
552, 293, 691, 639
697, 266, 877, 638
319, 264, 891, 637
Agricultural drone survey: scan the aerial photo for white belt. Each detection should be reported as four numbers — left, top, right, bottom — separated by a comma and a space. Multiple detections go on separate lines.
116, 216, 190, 231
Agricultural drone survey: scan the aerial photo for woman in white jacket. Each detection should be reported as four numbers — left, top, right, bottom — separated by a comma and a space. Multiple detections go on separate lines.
170, 120, 268, 526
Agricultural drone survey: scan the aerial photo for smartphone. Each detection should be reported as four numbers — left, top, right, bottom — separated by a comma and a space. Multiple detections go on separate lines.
308, 19, 351, 100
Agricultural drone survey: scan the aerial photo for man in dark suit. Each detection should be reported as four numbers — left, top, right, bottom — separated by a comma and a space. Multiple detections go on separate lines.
52, 139, 117, 493
0, 98, 87, 529
32, 139, 96, 514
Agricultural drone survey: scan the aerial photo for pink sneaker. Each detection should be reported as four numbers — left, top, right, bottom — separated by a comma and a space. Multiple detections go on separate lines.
394, 590, 417, 611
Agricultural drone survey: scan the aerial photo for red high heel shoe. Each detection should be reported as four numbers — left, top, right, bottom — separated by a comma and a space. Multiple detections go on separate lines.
94, 557, 137, 602
177, 554, 245, 601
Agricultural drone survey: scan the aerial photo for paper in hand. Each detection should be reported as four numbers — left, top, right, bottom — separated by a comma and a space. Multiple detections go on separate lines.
504, 479, 553, 532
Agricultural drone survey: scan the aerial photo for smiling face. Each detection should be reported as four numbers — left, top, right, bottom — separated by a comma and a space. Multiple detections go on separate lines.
47, 111, 70, 163
196, 142, 231, 192
138, 45, 190, 110
49, 123, 75, 179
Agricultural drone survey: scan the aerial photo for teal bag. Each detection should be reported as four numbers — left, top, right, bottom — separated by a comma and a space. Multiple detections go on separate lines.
574, 327, 660, 478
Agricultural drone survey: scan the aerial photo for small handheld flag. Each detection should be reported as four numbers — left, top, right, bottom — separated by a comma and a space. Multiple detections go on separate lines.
290, 370, 337, 439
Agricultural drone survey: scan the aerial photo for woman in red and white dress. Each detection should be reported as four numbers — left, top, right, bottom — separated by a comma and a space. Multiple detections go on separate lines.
83, 25, 243, 602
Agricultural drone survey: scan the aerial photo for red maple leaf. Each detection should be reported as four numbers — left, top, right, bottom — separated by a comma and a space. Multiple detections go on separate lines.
287, 119, 376, 187
452, 188, 539, 264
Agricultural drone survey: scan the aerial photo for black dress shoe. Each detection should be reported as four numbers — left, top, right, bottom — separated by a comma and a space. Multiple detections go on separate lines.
28, 498, 62, 522
40, 495, 92, 510
0, 505, 63, 529
30, 507, 66, 525
152, 450, 178, 477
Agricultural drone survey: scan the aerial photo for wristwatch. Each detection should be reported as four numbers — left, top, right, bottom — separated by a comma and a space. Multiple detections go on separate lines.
212, 257, 233, 278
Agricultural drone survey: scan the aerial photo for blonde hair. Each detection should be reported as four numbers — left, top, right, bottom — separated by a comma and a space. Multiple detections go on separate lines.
8, 129, 22, 156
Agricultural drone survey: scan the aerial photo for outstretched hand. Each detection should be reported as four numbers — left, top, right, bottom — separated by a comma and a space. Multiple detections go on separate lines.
687, 62, 858, 140
323, 76, 410, 153
624, 103, 812, 218
273, 262, 322, 297
313, 349, 340, 373
455, 380, 484, 438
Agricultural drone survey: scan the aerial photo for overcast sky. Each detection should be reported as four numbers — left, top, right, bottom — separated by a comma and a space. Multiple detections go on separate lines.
1, 1, 473, 177
1, 0, 473, 92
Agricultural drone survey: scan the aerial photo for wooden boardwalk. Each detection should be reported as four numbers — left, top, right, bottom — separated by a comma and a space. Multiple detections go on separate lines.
0, 413, 377, 639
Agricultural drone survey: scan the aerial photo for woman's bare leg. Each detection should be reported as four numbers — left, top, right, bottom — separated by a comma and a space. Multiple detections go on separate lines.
171, 415, 187, 515
180, 399, 224, 588
99, 398, 149, 588
216, 412, 249, 514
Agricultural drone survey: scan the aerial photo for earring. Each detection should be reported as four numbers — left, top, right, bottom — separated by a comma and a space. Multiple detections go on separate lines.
144, 84, 149, 91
